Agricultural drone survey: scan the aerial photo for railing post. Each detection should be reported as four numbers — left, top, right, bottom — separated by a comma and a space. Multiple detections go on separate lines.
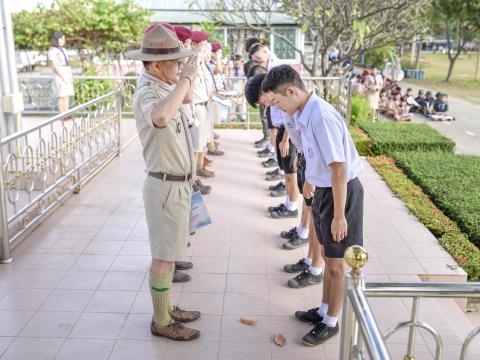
115, 89, 122, 155
0, 147, 12, 264
340, 245, 369, 360
404, 297, 420, 360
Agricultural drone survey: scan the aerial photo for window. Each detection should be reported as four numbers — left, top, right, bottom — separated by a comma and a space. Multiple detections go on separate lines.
272, 28, 296, 60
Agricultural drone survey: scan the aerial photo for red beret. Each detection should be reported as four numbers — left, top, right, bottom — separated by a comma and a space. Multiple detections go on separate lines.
191, 31, 209, 43
211, 42, 222, 52
174, 26, 192, 43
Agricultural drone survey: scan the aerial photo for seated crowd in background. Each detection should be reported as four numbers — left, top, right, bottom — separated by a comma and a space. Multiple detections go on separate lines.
352, 69, 455, 122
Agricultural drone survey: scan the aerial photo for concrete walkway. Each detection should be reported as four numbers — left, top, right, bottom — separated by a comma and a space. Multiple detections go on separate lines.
401, 80, 480, 156
0, 129, 478, 360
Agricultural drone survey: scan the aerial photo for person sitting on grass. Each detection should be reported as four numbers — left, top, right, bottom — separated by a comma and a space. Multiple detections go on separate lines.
378, 89, 388, 114
394, 99, 413, 122
414, 90, 426, 111
387, 92, 400, 118
423, 90, 435, 115
430, 93, 455, 121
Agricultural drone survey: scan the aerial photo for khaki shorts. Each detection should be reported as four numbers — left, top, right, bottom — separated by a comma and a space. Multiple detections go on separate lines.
194, 104, 209, 150
142, 175, 192, 261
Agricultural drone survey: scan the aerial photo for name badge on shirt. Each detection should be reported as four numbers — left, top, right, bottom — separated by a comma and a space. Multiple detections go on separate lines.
286, 118, 295, 129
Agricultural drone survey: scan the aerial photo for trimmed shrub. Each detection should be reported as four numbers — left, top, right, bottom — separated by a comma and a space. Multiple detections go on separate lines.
393, 151, 480, 247
350, 95, 372, 126
369, 156, 480, 281
349, 126, 373, 156
359, 122, 455, 155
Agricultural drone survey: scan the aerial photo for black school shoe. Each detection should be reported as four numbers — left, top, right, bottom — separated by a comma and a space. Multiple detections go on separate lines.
303, 323, 339, 346
173, 270, 191, 283
255, 139, 268, 148
295, 307, 323, 323
270, 207, 298, 219
287, 270, 323, 288
270, 188, 287, 197
255, 137, 267, 145
269, 182, 285, 191
280, 227, 296, 240
258, 148, 274, 158
266, 171, 284, 181
284, 258, 309, 273
282, 233, 308, 250
266, 168, 280, 176
262, 158, 278, 168
268, 203, 285, 213
175, 261, 193, 271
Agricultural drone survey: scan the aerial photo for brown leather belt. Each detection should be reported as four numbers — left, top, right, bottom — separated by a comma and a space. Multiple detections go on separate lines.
149, 171, 192, 182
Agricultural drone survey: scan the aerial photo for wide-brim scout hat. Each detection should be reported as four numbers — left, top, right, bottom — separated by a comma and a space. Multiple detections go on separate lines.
125, 23, 194, 61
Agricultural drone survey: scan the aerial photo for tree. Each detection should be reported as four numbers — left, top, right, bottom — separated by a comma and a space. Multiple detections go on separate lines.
432, 0, 480, 81
13, 0, 150, 61
192, 0, 428, 76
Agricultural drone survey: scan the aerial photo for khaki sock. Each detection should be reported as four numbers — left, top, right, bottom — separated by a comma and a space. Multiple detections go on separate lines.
168, 268, 175, 313
149, 268, 173, 327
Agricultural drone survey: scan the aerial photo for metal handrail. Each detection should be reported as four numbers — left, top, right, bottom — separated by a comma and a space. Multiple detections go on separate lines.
341, 246, 480, 360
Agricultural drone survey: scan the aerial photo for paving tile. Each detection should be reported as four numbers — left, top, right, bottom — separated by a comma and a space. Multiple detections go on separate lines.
85, 290, 137, 313
220, 315, 270, 343
226, 274, 268, 294
20, 311, 81, 338
164, 340, 219, 360
55, 339, 115, 360
71, 254, 116, 271
0, 337, 15, 357
99, 271, 145, 291
109, 339, 166, 360
190, 256, 229, 274
83, 241, 125, 255
0, 289, 52, 310
178, 292, 224, 315
56, 270, 106, 290
218, 342, 270, 360
0, 310, 35, 336
223, 293, 269, 316
2, 337, 64, 360
110, 255, 150, 272
69, 312, 127, 339
182, 273, 226, 293
41, 289, 94, 312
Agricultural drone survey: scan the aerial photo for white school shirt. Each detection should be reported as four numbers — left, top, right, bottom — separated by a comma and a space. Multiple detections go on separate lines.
294, 93, 363, 188
270, 105, 286, 128
267, 51, 284, 70
284, 115, 303, 152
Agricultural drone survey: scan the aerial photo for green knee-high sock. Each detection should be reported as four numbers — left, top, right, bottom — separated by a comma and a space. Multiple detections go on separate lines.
149, 268, 173, 327
168, 267, 175, 313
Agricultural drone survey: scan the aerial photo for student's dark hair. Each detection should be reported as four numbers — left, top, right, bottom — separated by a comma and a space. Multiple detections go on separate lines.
249, 43, 264, 58
51, 31, 65, 47
245, 73, 266, 108
142, 61, 152, 70
262, 64, 306, 94
407, 88, 412, 92
245, 37, 260, 53
243, 60, 261, 78
246, 64, 267, 78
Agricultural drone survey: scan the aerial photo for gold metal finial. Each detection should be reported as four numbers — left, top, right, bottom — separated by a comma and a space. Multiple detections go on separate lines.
344, 245, 368, 274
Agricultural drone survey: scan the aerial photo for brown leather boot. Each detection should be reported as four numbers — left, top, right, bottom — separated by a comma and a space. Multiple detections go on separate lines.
150, 320, 200, 341
197, 168, 215, 178
170, 306, 201, 323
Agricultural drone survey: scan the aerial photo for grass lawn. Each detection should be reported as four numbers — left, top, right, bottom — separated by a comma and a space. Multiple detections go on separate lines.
402, 51, 480, 105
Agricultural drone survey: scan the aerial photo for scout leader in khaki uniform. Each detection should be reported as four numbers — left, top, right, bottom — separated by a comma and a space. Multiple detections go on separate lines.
126, 23, 201, 341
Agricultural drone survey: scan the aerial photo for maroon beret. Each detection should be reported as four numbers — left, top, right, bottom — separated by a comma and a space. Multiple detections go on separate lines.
211, 42, 222, 52
174, 26, 192, 43
191, 31, 209, 43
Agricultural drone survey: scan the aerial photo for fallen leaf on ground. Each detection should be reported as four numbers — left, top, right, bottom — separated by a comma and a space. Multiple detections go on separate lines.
274, 333, 287, 347
240, 317, 257, 325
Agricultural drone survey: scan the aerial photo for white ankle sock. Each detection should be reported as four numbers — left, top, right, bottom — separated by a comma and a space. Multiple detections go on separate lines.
296, 225, 309, 239
267, 143, 273, 151
308, 265, 323, 276
284, 196, 290, 206
322, 314, 338, 327
287, 200, 298, 211
278, 169, 285, 175
304, 257, 312, 266
317, 302, 328, 317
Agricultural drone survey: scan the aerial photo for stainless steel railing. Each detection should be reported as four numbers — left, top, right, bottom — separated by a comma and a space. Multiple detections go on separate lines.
18, 75, 352, 124
0, 89, 122, 263
340, 246, 480, 360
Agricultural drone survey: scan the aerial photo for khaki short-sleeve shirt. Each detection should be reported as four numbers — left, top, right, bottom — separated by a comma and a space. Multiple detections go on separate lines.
133, 73, 194, 176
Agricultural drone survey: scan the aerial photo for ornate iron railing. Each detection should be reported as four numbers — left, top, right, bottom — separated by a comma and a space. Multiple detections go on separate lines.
18, 75, 352, 124
340, 246, 480, 360
0, 90, 122, 263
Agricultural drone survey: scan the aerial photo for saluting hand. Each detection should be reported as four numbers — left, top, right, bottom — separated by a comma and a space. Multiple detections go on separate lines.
180, 58, 199, 82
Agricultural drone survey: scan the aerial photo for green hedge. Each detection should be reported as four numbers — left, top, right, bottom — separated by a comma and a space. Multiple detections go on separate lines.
359, 122, 455, 155
369, 156, 480, 281
350, 95, 371, 126
393, 151, 480, 247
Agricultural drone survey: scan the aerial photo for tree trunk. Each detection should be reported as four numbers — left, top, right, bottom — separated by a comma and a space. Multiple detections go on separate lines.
475, 48, 480, 81
415, 40, 421, 71
445, 56, 457, 81
410, 38, 416, 63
